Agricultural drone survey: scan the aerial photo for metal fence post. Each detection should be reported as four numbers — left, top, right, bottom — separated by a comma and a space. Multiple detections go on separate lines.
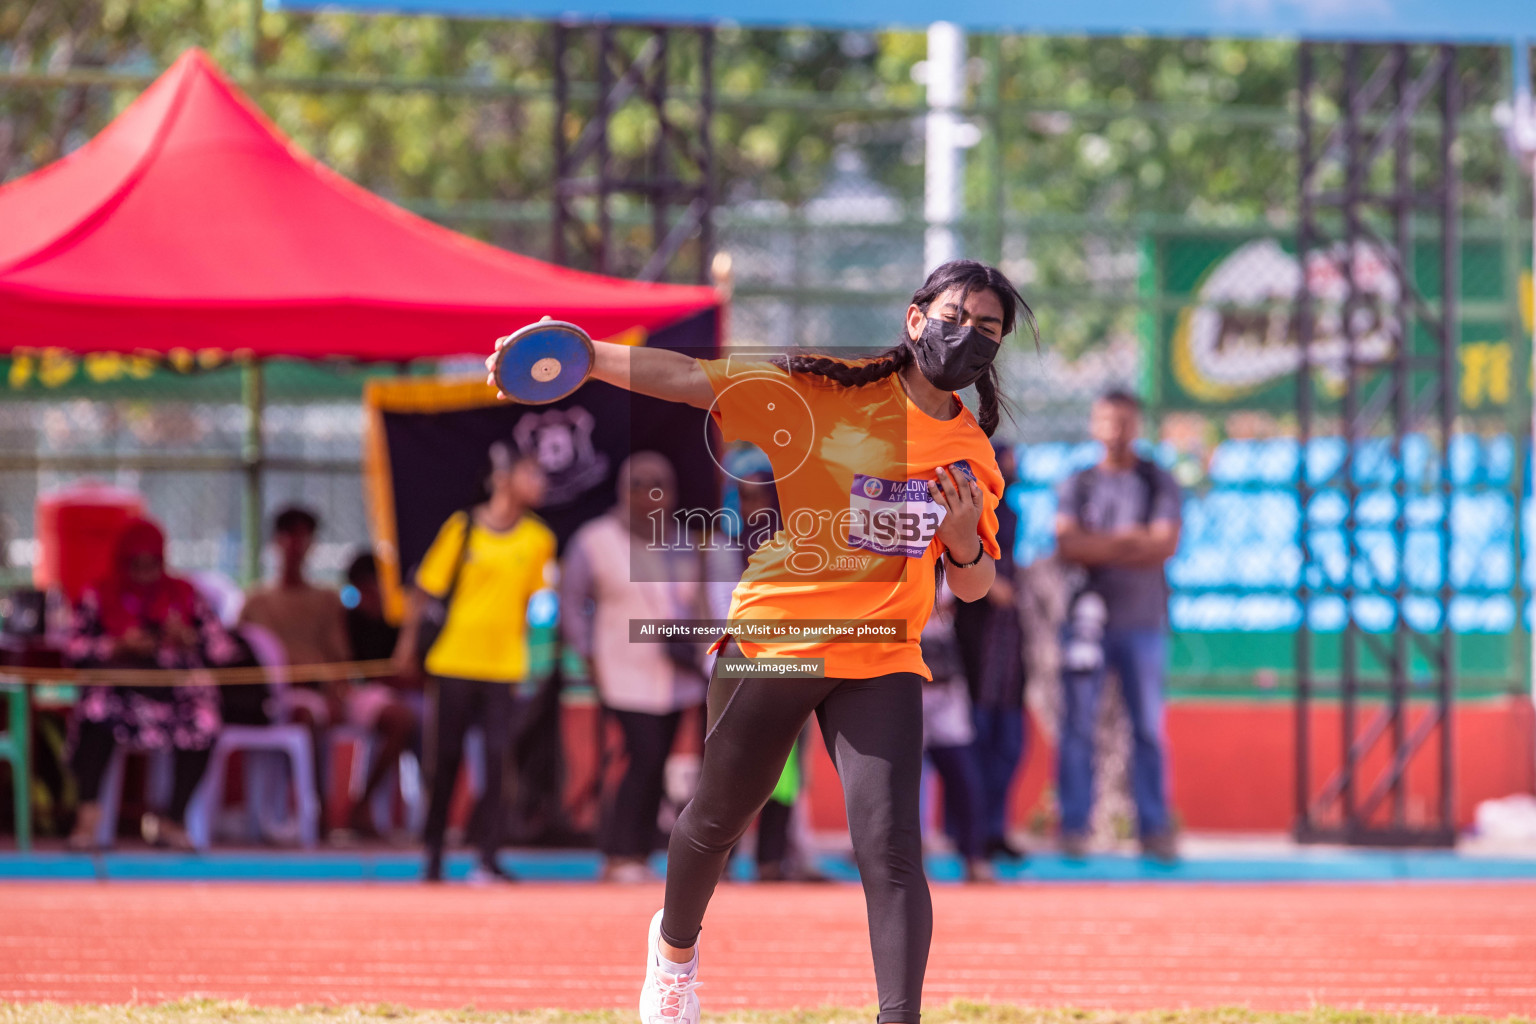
241, 361, 266, 586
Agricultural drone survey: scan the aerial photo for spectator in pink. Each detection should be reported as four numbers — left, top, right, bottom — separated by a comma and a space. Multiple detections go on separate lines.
65, 517, 239, 850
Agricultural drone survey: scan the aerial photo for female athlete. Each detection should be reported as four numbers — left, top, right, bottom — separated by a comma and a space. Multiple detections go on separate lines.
486, 258, 1034, 1024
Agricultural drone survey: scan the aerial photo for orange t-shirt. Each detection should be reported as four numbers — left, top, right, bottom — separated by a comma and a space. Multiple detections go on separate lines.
702, 356, 1003, 680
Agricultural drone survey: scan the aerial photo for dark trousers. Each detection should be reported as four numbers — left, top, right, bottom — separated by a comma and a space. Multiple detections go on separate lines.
71, 719, 210, 825
423, 676, 516, 866
927, 743, 985, 861
602, 708, 682, 860
755, 796, 793, 867
661, 654, 930, 1024
970, 705, 1026, 844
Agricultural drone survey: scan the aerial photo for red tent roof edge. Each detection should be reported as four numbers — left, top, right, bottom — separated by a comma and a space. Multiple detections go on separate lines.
0, 49, 721, 361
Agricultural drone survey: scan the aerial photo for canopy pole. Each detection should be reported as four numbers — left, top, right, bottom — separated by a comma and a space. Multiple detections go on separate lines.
241, 360, 265, 586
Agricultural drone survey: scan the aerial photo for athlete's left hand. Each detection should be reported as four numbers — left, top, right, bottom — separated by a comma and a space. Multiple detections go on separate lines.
929, 463, 984, 562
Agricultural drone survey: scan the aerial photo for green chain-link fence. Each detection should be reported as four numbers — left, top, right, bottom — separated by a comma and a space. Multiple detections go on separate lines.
2, 11, 1532, 696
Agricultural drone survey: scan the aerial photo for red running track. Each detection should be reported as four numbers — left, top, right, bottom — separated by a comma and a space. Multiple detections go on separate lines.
1, 882, 1534, 1017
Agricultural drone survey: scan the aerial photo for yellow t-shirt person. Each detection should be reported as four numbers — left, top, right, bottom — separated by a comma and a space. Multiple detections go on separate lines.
414, 510, 556, 683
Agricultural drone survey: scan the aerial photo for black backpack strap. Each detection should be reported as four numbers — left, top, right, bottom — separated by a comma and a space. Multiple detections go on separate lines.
1066, 465, 1093, 525
442, 509, 476, 604
1064, 466, 1099, 601
1133, 458, 1173, 606
1134, 457, 1162, 526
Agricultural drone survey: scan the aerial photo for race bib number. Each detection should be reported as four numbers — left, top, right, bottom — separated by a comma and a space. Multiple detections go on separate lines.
848, 474, 946, 559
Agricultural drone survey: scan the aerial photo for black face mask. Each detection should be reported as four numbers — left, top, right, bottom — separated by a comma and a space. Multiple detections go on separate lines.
907, 317, 997, 392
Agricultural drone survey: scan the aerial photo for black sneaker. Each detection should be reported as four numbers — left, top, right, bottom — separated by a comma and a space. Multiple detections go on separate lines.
423, 852, 444, 883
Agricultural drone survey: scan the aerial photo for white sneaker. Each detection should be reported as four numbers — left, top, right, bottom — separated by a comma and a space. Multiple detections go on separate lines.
639, 908, 701, 1024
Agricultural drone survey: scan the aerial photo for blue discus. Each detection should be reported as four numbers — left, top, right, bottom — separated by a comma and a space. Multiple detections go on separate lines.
492, 319, 596, 405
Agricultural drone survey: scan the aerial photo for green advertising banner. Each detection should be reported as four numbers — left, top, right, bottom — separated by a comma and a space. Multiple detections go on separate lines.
1140, 229, 1533, 697
1150, 232, 1533, 419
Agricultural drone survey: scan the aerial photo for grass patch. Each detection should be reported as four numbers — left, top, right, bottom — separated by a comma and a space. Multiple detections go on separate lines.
0, 1003, 1530, 1024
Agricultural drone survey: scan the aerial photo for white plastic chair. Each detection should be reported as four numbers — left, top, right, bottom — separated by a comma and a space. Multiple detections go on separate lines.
180, 624, 320, 849
184, 723, 319, 849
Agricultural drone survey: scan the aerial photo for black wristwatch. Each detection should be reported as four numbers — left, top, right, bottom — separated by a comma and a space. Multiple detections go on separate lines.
945, 542, 986, 569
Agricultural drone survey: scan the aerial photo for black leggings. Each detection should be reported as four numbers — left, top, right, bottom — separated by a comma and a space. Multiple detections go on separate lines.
72, 719, 210, 825
661, 654, 930, 1024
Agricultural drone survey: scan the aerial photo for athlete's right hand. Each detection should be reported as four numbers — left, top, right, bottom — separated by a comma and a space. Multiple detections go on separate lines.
929, 462, 984, 559
485, 339, 509, 400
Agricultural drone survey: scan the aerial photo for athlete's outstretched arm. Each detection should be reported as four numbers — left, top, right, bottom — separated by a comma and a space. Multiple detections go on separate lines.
486, 338, 713, 410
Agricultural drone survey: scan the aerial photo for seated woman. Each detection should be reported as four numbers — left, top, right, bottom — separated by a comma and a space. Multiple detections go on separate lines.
66, 517, 241, 851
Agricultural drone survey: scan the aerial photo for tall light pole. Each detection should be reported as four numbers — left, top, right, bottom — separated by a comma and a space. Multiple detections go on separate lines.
924, 22, 966, 273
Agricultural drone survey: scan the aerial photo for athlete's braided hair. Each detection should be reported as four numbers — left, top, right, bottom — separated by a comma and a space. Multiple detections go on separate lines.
974, 369, 1003, 437
771, 260, 1036, 438
775, 344, 915, 388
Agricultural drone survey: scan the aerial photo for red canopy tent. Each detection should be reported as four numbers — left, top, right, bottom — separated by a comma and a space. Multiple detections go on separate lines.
0, 48, 720, 359
0, 49, 723, 583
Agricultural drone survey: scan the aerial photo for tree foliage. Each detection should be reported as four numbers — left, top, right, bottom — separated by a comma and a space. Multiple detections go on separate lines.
0, 3, 1519, 356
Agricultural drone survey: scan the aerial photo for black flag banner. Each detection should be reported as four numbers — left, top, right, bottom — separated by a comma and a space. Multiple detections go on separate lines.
363, 309, 721, 620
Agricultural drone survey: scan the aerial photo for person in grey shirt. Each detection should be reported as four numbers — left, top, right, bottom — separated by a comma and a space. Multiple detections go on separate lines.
1054, 389, 1182, 861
